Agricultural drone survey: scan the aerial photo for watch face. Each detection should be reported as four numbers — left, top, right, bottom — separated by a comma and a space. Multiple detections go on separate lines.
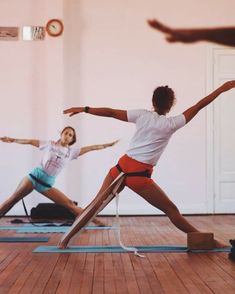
46, 19, 63, 37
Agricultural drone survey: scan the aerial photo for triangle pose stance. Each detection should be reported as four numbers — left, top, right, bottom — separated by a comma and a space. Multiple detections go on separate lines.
59, 81, 235, 249
0, 126, 118, 226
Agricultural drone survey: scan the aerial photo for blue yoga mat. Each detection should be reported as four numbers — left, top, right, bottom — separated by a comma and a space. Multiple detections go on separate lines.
0, 237, 49, 242
33, 245, 231, 253
0, 226, 23, 231
17, 226, 113, 233
0, 224, 114, 233
16, 224, 114, 233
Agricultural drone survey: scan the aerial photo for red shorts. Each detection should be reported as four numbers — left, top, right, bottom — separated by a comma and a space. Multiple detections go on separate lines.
109, 154, 155, 192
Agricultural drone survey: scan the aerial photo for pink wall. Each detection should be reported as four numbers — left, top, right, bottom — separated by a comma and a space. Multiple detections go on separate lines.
0, 0, 235, 215
63, 0, 235, 215
0, 0, 64, 214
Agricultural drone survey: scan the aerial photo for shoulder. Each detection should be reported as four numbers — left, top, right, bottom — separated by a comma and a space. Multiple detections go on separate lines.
39, 140, 53, 150
166, 114, 186, 130
127, 109, 151, 122
69, 144, 81, 159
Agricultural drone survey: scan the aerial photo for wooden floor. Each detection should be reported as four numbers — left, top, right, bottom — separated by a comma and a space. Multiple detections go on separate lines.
0, 215, 234, 293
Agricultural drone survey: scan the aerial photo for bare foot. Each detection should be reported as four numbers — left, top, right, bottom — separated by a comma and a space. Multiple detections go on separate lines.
92, 218, 106, 227
213, 239, 228, 248
58, 240, 68, 249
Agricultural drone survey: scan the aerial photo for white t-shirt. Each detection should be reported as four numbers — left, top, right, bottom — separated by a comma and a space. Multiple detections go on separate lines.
38, 141, 81, 177
126, 109, 186, 166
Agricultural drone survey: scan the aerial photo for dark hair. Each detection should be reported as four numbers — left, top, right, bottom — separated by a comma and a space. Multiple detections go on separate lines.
61, 126, 77, 145
152, 86, 176, 115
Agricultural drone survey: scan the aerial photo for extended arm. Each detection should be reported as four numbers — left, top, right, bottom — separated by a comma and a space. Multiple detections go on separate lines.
63, 107, 128, 122
79, 140, 119, 156
183, 81, 235, 123
0, 137, 39, 147
147, 19, 235, 47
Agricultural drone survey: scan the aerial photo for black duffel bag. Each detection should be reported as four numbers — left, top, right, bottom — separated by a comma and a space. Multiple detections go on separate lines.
30, 202, 77, 220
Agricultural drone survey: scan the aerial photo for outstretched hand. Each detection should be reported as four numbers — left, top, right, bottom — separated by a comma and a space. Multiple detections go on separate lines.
105, 139, 120, 147
147, 19, 197, 43
147, 19, 172, 34
219, 80, 235, 92
63, 107, 83, 117
0, 136, 14, 143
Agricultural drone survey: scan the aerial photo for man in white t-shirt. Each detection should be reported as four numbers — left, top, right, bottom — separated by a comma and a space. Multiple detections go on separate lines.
60, 81, 235, 248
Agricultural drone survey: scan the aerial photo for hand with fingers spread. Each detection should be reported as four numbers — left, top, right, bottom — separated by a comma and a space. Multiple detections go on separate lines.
219, 80, 235, 92
105, 139, 119, 147
0, 136, 15, 143
147, 19, 196, 43
147, 19, 235, 47
63, 107, 84, 117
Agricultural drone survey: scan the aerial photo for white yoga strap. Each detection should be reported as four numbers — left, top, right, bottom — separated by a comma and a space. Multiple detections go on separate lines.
60, 171, 145, 258
114, 192, 145, 258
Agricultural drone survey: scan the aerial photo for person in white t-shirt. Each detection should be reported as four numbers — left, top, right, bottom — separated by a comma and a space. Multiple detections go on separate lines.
59, 81, 235, 248
0, 126, 117, 225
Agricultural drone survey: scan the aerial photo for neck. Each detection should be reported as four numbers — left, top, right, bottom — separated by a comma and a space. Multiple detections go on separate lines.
58, 140, 68, 147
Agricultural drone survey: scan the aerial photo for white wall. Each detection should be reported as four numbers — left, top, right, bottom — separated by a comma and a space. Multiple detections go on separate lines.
0, 0, 234, 215
0, 0, 64, 214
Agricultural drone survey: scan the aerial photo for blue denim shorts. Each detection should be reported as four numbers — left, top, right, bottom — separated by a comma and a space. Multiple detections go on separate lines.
28, 167, 56, 193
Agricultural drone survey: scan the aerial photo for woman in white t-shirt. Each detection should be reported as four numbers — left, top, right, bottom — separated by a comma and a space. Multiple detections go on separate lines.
0, 126, 117, 225
59, 81, 235, 248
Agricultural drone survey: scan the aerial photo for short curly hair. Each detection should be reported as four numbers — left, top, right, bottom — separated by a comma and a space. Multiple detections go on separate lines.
152, 86, 176, 115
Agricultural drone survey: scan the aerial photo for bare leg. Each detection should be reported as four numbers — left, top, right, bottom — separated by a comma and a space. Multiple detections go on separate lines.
42, 188, 106, 226
135, 182, 199, 233
42, 188, 83, 216
58, 173, 125, 249
135, 182, 226, 247
0, 177, 34, 216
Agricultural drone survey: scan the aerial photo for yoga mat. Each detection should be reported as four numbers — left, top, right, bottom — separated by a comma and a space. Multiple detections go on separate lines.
0, 237, 49, 242
0, 224, 114, 233
17, 224, 114, 233
0, 226, 23, 231
33, 245, 231, 253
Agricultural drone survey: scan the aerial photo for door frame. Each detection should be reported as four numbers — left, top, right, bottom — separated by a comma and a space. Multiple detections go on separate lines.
206, 45, 235, 213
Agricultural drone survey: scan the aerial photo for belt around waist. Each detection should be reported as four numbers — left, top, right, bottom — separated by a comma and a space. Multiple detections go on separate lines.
116, 164, 151, 178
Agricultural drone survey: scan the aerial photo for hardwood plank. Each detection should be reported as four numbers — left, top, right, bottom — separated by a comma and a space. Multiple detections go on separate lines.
29, 254, 61, 294
164, 253, 213, 293
8, 254, 42, 294
148, 253, 188, 293
180, 253, 235, 294
93, 253, 104, 294
0, 215, 234, 294
0, 246, 32, 293
103, 253, 116, 294
42, 254, 70, 293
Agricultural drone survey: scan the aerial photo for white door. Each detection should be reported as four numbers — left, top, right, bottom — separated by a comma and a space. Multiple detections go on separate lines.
207, 48, 235, 213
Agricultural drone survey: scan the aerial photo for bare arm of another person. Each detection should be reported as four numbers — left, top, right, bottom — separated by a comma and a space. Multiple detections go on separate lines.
0, 137, 39, 147
147, 19, 235, 47
79, 140, 119, 156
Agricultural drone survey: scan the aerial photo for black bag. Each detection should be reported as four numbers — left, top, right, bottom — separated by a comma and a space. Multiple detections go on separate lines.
30, 202, 77, 220
229, 239, 235, 261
